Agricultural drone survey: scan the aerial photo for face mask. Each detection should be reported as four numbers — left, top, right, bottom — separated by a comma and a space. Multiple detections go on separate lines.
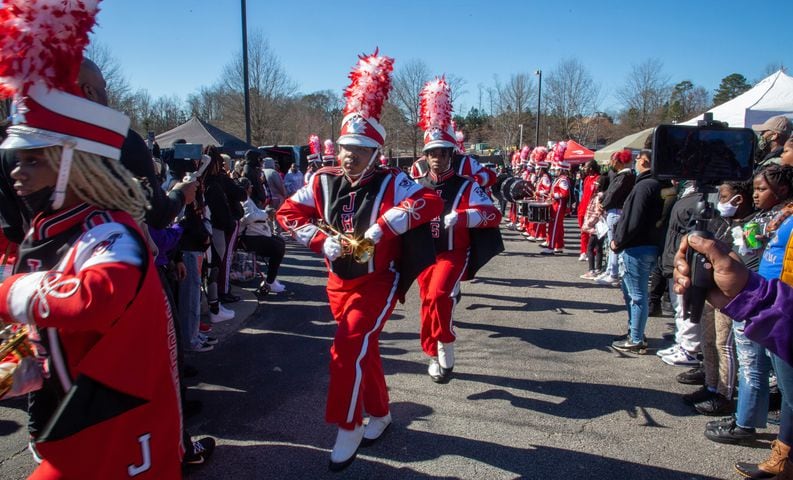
716, 195, 740, 218
757, 134, 768, 152
19, 186, 54, 216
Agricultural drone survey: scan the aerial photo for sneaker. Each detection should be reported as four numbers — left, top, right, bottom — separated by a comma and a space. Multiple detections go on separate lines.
210, 307, 234, 323
199, 322, 212, 333
553, 249, 564, 254
266, 279, 286, 293
526, 236, 537, 241
656, 344, 680, 358
704, 418, 756, 445
539, 248, 555, 255
428, 357, 452, 383
595, 274, 620, 286
219, 304, 235, 316
611, 339, 648, 354
662, 348, 699, 366
184, 437, 216, 467
706, 416, 736, 430
329, 425, 364, 472
676, 364, 706, 385
683, 386, 716, 406
361, 413, 392, 447
695, 393, 734, 416
578, 253, 587, 261
197, 333, 218, 346
538, 242, 549, 248
188, 341, 214, 353
579, 271, 598, 280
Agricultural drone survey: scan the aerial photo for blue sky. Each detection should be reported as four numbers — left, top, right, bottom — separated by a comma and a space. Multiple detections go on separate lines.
92, 0, 792, 115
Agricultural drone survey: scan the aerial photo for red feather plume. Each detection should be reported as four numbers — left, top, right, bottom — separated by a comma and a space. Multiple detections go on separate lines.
323, 139, 335, 157
308, 134, 321, 155
418, 76, 453, 131
0, 0, 101, 98
342, 48, 394, 120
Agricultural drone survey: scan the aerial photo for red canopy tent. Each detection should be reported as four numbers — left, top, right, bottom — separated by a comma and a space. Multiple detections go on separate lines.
563, 140, 595, 165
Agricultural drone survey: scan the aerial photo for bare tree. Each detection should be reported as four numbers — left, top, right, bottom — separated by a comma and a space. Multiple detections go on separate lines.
391, 59, 431, 158
616, 58, 671, 129
544, 58, 601, 140
490, 73, 535, 150
220, 30, 297, 145
445, 73, 468, 113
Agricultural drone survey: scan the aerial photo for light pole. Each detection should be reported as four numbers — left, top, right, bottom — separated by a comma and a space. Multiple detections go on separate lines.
241, 0, 252, 145
518, 124, 524, 149
535, 69, 542, 148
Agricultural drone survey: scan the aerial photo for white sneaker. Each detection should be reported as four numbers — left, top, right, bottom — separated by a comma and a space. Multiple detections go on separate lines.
595, 274, 620, 286
662, 348, 699, 366
210, 307, 234, 323
362, 412, 392, 445
267, 279, 286, 293
329, 424, 364, 471
438, 341, 455, 370
539, 248, 555, 254
526, 236, 536, 241
656, 344, 679, 358
578, 253, 587, 261
219, 304, 235, 316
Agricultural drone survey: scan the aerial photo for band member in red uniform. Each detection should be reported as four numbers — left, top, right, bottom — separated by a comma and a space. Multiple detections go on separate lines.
276, 50, 442, 471
528, 149, 551, 241
578, 160, 601, 261
410, 138, 496, 188
0, 3, 184, 477
541, 143, 571, 254
413, 78, 503, 383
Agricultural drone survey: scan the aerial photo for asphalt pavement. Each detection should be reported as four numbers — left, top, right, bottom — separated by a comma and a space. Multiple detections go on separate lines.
0, 218, 778, 479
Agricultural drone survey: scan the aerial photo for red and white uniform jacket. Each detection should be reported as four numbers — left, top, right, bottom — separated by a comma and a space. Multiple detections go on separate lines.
416, 169, 502, 254
0, 204, 183, 479
411, 155, 496, 189
277, 166, 443, 280
551, 174, 571, 205
535, 172, 552, 201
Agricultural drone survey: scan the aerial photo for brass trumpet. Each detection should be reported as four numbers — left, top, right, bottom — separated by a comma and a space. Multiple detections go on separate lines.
316, 220, 375, 264
0, 325, 34, 398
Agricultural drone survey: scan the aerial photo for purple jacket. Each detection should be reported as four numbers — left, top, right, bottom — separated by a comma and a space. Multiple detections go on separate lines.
723, 271, 793, 365
148, 225, 184, 267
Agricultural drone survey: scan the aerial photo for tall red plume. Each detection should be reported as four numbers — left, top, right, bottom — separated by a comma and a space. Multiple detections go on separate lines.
342, 48, 394, 120
323, 139, 335, 157
0, 0, 101, 98
418, 76, 453, 131
308, 134, 321, 155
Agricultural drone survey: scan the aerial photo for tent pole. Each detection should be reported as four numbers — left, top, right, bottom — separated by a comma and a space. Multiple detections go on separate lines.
241, 0, 252, 146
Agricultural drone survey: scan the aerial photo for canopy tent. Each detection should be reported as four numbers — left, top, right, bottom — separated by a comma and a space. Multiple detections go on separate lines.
682, 70, 793, 128
563, 140, 594, 164
155, 116, 254, 157
594, 127, 654, 163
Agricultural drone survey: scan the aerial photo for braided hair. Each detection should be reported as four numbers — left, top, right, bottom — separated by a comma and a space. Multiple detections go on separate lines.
42, 146, 148, 221
757, 164, 793, 202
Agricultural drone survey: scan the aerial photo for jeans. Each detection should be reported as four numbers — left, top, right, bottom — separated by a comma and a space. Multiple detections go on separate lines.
179, 251, 203, 349
770, 352, 793, 444
734, 320, 771, 429
619, 245, 657, 343
605, 210, 622, 277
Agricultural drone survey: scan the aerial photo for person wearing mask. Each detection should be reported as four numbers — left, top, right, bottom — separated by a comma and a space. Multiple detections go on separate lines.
596, 149, 636, 286
276, 51, 443, 471
753, 115, 792, 172
610, 149, 663, 353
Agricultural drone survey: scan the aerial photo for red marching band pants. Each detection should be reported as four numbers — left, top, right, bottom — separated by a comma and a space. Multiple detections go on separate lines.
578, 210, 590, 255
325, 267, 400, 429
546, 201, 566, 249
417, 249, 468, 358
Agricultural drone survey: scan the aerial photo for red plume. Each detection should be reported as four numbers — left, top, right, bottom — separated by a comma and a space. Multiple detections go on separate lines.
308, 134, 321, 155
0, 0, 101, 98
342, 48, 394, 120
323, 139, 335, 157
418, 76, 453, 131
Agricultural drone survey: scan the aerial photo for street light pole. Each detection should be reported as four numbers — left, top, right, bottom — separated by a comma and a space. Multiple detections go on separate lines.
518, 124, 523, 148
535, 69, 542, 148
241, 0, 252, 145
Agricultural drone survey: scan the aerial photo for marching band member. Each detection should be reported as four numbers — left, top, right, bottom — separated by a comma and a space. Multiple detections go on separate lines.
413, 77, 503, 383
541, 143, 571, 254
276, 50, 442, 471
0, 2, 184, 477
506, 151, 521, 229
410, 139, 497, 189
528, 148, 551, 241
323, 138, 337, 166
304, 134, 323, 185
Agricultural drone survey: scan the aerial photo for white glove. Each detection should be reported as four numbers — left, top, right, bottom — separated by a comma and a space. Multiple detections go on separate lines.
364, 223, 383, 244
444, 211, 459, 228
553, 193, 561, 199
323, 236, 342, 261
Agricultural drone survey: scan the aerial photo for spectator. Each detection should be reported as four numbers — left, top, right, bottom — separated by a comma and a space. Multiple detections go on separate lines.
237, 177, 287, 294
263, 156, 288, 233
595, 149, 635, 286
753, 115, 792, 171
243, 149, 270, 208
580, 179, 607, 279
610, 149, 663, 353
577, 160, 600, 262
284, 162, 304, 196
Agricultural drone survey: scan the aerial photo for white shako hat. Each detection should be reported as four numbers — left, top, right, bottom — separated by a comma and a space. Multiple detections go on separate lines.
337, 49, 394, 149
420, 76, 457, 152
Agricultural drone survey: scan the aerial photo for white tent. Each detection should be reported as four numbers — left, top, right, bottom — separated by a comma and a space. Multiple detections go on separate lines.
682, 70, 793, 128
594, 127, 654, 163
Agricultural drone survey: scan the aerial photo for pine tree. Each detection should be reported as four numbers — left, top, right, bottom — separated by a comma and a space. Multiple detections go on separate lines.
713, 74, 751, 107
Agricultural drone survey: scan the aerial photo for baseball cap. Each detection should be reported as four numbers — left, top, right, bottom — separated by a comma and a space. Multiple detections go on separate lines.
751, 115, 792, 135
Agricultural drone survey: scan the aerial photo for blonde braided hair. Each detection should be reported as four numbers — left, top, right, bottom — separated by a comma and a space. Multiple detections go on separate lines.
42, 146, 149, 221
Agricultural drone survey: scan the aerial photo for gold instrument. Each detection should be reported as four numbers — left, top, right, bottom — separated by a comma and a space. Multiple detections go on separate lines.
0, 325, 34, 398
316, 220, 375, 264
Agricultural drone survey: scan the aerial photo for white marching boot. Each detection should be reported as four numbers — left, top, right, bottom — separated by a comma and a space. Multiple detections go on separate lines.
329, 424, 364, 472
437, 341, 455, 371
361, 412, 392, 447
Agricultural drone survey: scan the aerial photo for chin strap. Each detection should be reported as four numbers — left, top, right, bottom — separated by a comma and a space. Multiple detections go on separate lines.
50, 140, 76, 210
344, 148, 380, 186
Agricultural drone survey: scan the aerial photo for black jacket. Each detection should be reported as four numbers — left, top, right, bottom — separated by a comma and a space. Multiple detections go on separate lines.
204, 174, 246, 232
660, 192, 700, 277
612, 171, 663, 253
601, 169, 635, 211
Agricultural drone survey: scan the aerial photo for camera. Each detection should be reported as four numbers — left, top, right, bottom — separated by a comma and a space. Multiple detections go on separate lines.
173, 143, 203, 161
652, 114, 755, 323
